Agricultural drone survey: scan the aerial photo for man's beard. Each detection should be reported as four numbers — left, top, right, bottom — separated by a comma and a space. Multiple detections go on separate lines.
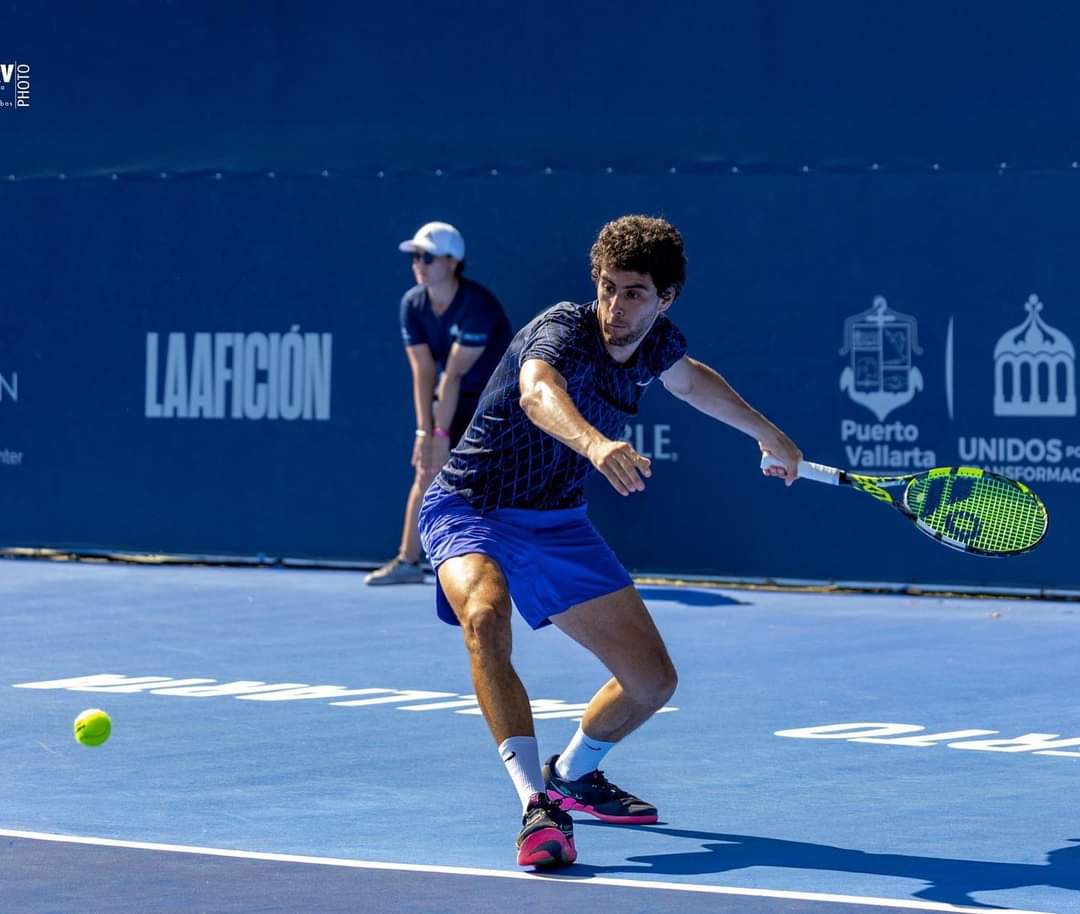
603, 314, 653, 347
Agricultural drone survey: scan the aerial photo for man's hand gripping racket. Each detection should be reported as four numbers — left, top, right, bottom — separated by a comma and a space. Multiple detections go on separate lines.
761, 454, 1048, 556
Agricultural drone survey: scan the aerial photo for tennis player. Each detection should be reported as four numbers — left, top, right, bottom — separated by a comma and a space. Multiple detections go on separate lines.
418, 215, 802, 867
366, 221, 512, 585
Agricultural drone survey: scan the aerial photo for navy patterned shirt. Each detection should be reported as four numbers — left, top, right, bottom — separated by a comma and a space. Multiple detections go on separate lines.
436, 300, 688, 510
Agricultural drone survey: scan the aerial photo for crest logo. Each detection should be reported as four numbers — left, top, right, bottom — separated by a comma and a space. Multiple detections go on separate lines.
993, 294, 1076, 418
840, 296, 923, 421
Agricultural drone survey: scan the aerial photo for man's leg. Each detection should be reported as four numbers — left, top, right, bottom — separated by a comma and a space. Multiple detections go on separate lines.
438, 552, 576, 866
552, 584, 677, 740
437, 552, 532, 742
544, 584, 677, 824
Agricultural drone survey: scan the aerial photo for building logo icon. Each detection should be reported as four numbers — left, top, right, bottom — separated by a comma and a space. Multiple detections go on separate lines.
840, 296, 923, 422
993, 294, 1075, 418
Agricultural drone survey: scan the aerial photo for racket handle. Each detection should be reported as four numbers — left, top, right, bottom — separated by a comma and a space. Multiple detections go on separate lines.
760, 455, 842, 485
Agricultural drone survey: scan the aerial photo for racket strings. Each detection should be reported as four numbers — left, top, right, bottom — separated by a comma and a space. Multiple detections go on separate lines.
906, 473, 1047, 554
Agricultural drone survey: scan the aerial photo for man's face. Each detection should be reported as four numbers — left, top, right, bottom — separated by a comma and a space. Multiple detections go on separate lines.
411, 251, 457, 286
596, 268, 673, 348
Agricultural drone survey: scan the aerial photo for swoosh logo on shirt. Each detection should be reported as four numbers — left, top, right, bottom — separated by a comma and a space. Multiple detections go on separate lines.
635, 377, 655, 387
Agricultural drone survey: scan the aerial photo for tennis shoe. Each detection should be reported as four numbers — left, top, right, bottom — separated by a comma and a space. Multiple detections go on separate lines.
363, 557, 425, 586
543, 754, 658, 824
516, 792, 577, 867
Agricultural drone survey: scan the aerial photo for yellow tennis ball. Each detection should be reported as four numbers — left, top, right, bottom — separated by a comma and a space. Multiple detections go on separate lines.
74, 708, 111, 747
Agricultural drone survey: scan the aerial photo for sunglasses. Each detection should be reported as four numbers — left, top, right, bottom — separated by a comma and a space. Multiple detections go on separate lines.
410, 251, 440, 265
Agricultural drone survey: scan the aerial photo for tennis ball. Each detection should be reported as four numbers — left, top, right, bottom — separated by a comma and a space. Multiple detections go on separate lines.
74, 708, 112, 747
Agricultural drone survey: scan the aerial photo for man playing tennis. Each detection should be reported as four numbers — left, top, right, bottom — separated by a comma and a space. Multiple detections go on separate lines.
418, 215, 802, 867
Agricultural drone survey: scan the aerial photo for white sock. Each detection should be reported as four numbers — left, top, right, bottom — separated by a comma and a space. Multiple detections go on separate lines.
555, 726, 617, 780
498, 736, 546, 813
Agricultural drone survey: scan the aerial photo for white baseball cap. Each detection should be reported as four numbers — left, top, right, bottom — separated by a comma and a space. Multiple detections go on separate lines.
398, 221, 466, 260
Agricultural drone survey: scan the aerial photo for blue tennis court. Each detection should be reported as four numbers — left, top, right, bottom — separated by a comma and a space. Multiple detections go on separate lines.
7, 4, 1080, 913
2, 558, 1077, 913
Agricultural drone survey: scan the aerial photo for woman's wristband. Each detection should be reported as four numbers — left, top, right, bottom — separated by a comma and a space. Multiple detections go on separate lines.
433, 426, 450, 440
415, 429, 429, 438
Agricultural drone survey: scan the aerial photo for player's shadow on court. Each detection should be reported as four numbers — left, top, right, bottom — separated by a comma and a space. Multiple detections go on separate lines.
560, 825, 1080, 909
635, 587, 748, 607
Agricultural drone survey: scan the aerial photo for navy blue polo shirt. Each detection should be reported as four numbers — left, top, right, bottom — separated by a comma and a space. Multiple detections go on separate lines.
399, 278, 511, 396
436, 300, 687, 511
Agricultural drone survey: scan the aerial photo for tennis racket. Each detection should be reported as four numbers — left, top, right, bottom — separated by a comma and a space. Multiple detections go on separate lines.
761, 455, 1048, 556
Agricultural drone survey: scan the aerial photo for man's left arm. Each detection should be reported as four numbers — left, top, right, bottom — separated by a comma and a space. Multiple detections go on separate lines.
660, 354, 802, 484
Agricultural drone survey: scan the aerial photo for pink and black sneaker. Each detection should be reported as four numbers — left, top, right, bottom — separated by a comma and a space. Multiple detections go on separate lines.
516, 792, 577, 868
543, 754, 658, 825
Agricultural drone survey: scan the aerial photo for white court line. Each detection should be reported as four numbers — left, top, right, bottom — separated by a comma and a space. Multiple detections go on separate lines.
0, 829, 1053, 914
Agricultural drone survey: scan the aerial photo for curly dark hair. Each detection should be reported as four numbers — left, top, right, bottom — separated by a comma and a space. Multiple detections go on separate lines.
590, 215, 687, 299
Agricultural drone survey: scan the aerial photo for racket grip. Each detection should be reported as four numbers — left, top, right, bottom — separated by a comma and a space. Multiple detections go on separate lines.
760, 455, 842, 485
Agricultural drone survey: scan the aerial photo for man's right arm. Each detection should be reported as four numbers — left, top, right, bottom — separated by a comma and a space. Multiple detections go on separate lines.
518, 358, 651, 496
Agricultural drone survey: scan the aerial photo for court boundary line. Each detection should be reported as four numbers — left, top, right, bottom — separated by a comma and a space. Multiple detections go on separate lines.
0, 829, 1052, 914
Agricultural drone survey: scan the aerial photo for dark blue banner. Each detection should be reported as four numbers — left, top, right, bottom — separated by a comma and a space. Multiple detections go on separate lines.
3, 1, 1080, 590
1, 172, 1078, 590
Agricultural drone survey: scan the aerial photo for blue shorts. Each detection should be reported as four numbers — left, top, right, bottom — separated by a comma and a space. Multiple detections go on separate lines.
418, 482, 633, 630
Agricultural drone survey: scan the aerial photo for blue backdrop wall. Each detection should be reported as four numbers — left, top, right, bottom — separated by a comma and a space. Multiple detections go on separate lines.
2, 1, 1078, 590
